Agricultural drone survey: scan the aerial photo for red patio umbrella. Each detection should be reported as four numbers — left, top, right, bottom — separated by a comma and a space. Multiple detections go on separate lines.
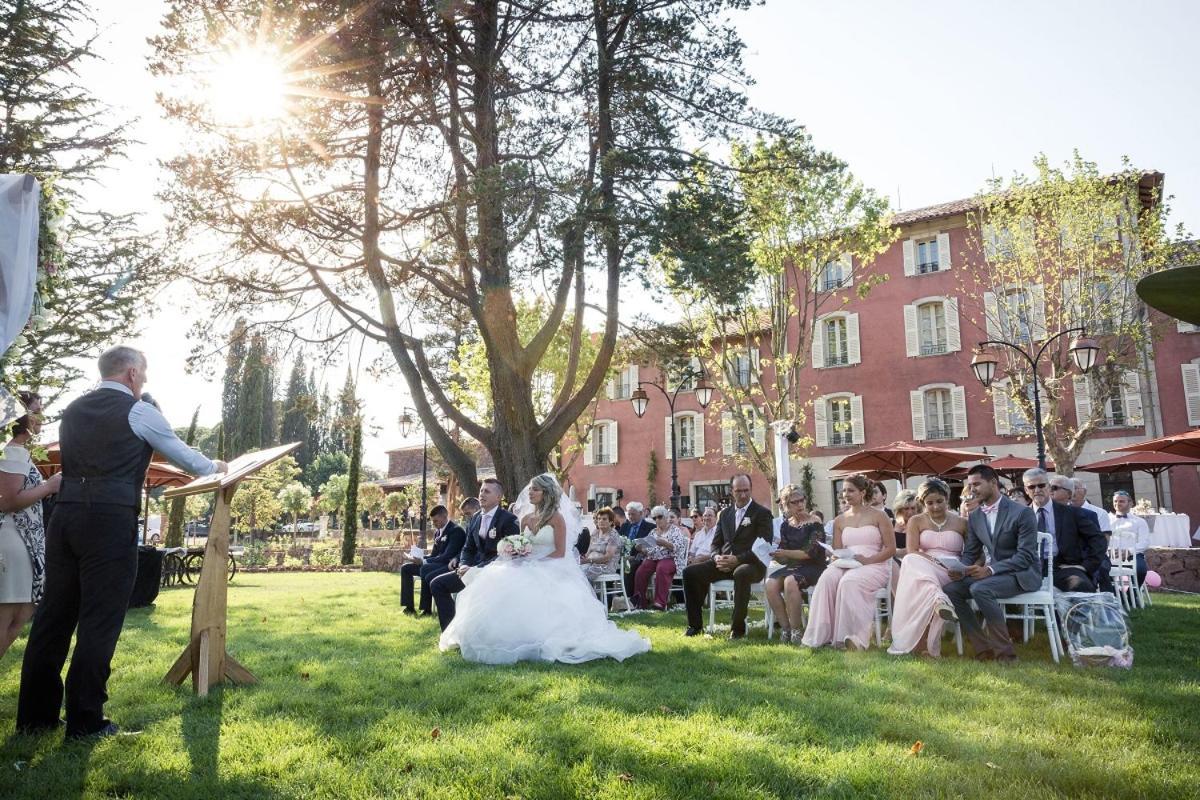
830, 441, 992, 484
1107, 429, 1200, 461
984, 454, 1055, 483
1075, 451, 1200, 508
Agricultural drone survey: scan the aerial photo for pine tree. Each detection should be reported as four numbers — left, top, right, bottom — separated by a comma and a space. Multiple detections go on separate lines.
281, 355, 315, 467
220, 318, 248, 458
260, 354, 278, 447
341, 416, 362, 565
329, 368, 357, 454
233, 332, 267, 456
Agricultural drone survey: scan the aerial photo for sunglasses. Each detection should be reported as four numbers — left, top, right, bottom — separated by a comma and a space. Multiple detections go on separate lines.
1025, 482, 1047, 490
1050, 485, 1071, 492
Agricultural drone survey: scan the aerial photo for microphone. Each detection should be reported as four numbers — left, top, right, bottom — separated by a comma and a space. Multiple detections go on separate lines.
140, 392, 161, 410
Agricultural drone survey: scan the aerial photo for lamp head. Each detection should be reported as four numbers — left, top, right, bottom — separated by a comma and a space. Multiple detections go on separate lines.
970, 349, 1000, 387
1069, 335, 1100, 373
630, 387, 649, 418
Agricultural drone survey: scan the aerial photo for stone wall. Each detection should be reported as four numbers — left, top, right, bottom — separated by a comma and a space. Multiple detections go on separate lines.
1146, 547, 1200, 593
361, 547, 408, 573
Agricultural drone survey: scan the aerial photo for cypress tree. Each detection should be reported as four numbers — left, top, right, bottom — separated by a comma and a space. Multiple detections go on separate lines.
220, 318, 248, 458
341, 416, 362, 565
234, 332, 267, 456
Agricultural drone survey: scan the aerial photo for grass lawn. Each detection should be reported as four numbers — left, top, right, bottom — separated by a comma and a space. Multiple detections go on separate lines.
0, 572, 1197, 799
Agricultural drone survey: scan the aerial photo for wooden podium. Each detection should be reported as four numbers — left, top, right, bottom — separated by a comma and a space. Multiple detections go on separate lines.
162, 442, 301, 696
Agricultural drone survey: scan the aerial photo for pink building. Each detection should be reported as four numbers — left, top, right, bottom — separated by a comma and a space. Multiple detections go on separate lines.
563, 180, 1200, 525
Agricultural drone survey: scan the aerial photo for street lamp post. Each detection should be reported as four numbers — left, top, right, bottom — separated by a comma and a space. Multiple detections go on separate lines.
398, 409, 430, 548
970, 327, 1100, 471
630, 366, 714, 511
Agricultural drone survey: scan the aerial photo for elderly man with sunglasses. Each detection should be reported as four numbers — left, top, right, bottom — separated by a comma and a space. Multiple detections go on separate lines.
1023, 469, 1107, 593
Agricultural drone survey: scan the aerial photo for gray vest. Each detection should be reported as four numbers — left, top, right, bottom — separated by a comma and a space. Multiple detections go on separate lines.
57, 388, 153, 508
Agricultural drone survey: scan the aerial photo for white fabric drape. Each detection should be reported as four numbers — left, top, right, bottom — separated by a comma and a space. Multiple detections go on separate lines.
0, 174, 40, 354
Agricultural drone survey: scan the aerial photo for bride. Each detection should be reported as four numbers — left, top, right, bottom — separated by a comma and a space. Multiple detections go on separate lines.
439, 473, 651, 665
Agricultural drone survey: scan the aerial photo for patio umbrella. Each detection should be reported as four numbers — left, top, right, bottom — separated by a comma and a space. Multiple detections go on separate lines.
830, 441, 992, 484
1075, 451, 1200, 508
1107, 429, 1200, 461
1137, 264, 1200, 326
984, 454, 1056, 483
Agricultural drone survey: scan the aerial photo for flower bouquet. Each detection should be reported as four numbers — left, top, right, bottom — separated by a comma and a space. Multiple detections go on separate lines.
1133, 497, 1153, 515
497, 531, 534, 560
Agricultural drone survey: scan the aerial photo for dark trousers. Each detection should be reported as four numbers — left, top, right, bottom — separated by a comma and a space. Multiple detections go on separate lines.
944, 573, 1024, 659
623, 556, 643, 600
683, 559, 765, 633
430, 570, 467, 630
1135, 553, 1148, 586
1053, 566, 1096, 593
17, 502, 138, 736
401, 561, 450, 612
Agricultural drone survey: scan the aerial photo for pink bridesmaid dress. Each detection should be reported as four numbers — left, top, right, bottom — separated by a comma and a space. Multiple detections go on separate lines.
801, 525, 891, 649
887, 529, 966, 657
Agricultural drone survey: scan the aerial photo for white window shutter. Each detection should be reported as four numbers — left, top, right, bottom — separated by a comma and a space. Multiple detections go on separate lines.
850, 394, 865, 445
629, 364, 639, 390
847, 313, 861, 365
811, 317, 826, 369
937, 232, 951, 270
750, 347, 761, 376
841, 253, 855, 287
910, 390, 926, 441
664, 415, 673, 456
981, 223, 997, 259
951, 385, 968, 438
1061, 277, 1081, 326
721, 411, 733, 455
992, 380, 1011, 435
902, 239, 916, 276
1177, 320, 1200, 334
609, 421, 619, 464
1182, 364, 1200, 426
903, 305, 919, 357
583, 426, 595, 465
1029, 284, 1047, 341
814, 399, 829, 448
1073, 376, 1093, 427
694, 413, 706, 458
1122, 371, 1144, 427
983, 291, 1000, 339
945, 298, 961, 353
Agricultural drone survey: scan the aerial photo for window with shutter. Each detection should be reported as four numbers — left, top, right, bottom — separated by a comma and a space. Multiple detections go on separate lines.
917, 301, 948, 355
813, 397, 829, 447
721, 411, 733, 455
903, 304, 919, 357
1182, 363, 1200, 426
909, 390, 926, 441
902, 239, 916, 277
824, 317, 849, 366
608, 420, 619, 464
951, 385, 968, 439
850, 395, 865, 445
1073, 375, 1094, 428
811, 317, 826, 369
923, 388, 954, 440
1122, 371, 1144, 427
827, 396, 853, 447
936, 232, 951, 270
992, 380, 1011, 436
846, 313, 861, 365
945, 298, 961, 353
916, 237, 940, 274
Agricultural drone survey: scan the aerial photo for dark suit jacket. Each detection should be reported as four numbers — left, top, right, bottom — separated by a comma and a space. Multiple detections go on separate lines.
623, 518, 654, 541
459, 506, 519, 568
964, 495, 1041, 592
1048, 500, 1107, 575
711, 500, 773, 566
426, 522, 466, 568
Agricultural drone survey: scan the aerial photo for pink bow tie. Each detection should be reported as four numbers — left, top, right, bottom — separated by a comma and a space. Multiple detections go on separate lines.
981, 501, 1000, 514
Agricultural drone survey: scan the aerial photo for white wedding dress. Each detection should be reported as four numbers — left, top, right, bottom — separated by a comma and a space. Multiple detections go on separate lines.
439, 523, 651, 665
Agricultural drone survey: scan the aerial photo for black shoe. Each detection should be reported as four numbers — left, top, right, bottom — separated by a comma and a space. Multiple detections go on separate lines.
401, 607, 417, 616
417, 610, 432, 617
68, 720, 141, 740
973, 650, 996, 662
684, 626, 702, 637
16, 719, 64, 735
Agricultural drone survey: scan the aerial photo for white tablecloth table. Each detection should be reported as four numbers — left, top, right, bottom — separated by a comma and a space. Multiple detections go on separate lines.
1136, 513, 1192, 548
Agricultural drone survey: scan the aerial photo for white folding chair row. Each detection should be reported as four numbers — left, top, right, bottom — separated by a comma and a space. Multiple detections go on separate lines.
872, 565, 894, 646
998, 531, 1063, 663
1108, 545, 1149, 611
707, 579, 771, 633
591, 552, 632, 612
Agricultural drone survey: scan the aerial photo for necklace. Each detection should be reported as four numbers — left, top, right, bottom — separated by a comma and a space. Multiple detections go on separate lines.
927, 514, 948, 531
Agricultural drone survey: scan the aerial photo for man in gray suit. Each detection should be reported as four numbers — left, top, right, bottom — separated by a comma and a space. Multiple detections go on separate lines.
941, 464, 1040, 663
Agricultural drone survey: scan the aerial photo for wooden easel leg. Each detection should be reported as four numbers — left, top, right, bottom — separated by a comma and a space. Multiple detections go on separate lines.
197, 630, 211, 698
163, 640, 195, 686
223, 654, 258, 686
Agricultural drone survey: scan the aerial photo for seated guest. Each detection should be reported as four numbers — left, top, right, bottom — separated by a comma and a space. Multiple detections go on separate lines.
1108, 490, 1150, 586
888, 479, 968, 657
1031, 472, 1107, 593
942, 464, 1039, 663
459, 496, 481, 527
576, 527, 591, 559
801, 474, 895, 650
400, 505, 465, 616
871, 481, 895, 522
612, 505, 627, 533
581, 508, 621, 580
1068, 478, 1114, 591
632, 506, 688, 610
687, 506, 718, 565
621, 501, 654, 599
765, 485, 826, 643
891, 489, 918, 551
682, 473, 774, 638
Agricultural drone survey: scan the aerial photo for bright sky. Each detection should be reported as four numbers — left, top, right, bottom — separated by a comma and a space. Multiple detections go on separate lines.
55, 0, 1200, 471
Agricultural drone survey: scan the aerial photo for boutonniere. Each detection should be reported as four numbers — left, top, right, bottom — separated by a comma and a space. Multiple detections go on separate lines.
487, 528, 496, 539
740, 518, 750, 528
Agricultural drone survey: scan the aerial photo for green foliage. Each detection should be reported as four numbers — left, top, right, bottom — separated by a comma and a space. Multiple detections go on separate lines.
305, 451, 350, 495
341, 417, 362, 565
963, 152, 1180, 472
383, 489, 410, 521
230, 456, 300, 532
164, 407, 200, 547
280, 355, 319, 470
799, 462, 817, 515
308, 539, 342, 567
646, 449, 659, 509
277, 481, 312, 526
318, 473, 350, 516
0, 1, 162, 402
357, 482, 385, 525
2, 573, 1198, 798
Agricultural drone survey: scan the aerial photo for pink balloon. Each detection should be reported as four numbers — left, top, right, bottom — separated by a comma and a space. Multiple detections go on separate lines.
1144, 570, 1162, 589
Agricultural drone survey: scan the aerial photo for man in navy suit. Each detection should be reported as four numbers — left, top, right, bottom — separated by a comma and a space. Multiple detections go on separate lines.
429, 478, 519, 630
1032, 472, 1107, 593
620, 501, 654, 598
400, 505, 465, 616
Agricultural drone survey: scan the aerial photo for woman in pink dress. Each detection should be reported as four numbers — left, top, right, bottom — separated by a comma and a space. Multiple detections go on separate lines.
801, 474, 895, 650
888, 478, 969, 657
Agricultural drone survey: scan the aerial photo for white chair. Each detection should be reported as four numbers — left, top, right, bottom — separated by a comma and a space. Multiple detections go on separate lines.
1108, 544, 1141, 611
872, 565, 894, 646
592, 553, 631, 612
707, 579, 771, 635
999, 531, 1063, 663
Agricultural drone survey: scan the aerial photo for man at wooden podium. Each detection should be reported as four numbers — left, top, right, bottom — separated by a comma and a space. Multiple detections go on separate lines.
16, 346, 226, 739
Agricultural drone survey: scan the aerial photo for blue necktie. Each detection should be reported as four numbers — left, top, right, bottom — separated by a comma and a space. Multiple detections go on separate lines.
1037, 507, 1048, 533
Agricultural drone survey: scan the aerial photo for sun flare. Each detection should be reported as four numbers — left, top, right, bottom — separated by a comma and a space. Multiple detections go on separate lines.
206, 46, 290, 129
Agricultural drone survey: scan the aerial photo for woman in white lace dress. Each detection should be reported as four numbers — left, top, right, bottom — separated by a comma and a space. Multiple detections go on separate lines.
439, 473, 651, 665
0, 392, 61, 659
